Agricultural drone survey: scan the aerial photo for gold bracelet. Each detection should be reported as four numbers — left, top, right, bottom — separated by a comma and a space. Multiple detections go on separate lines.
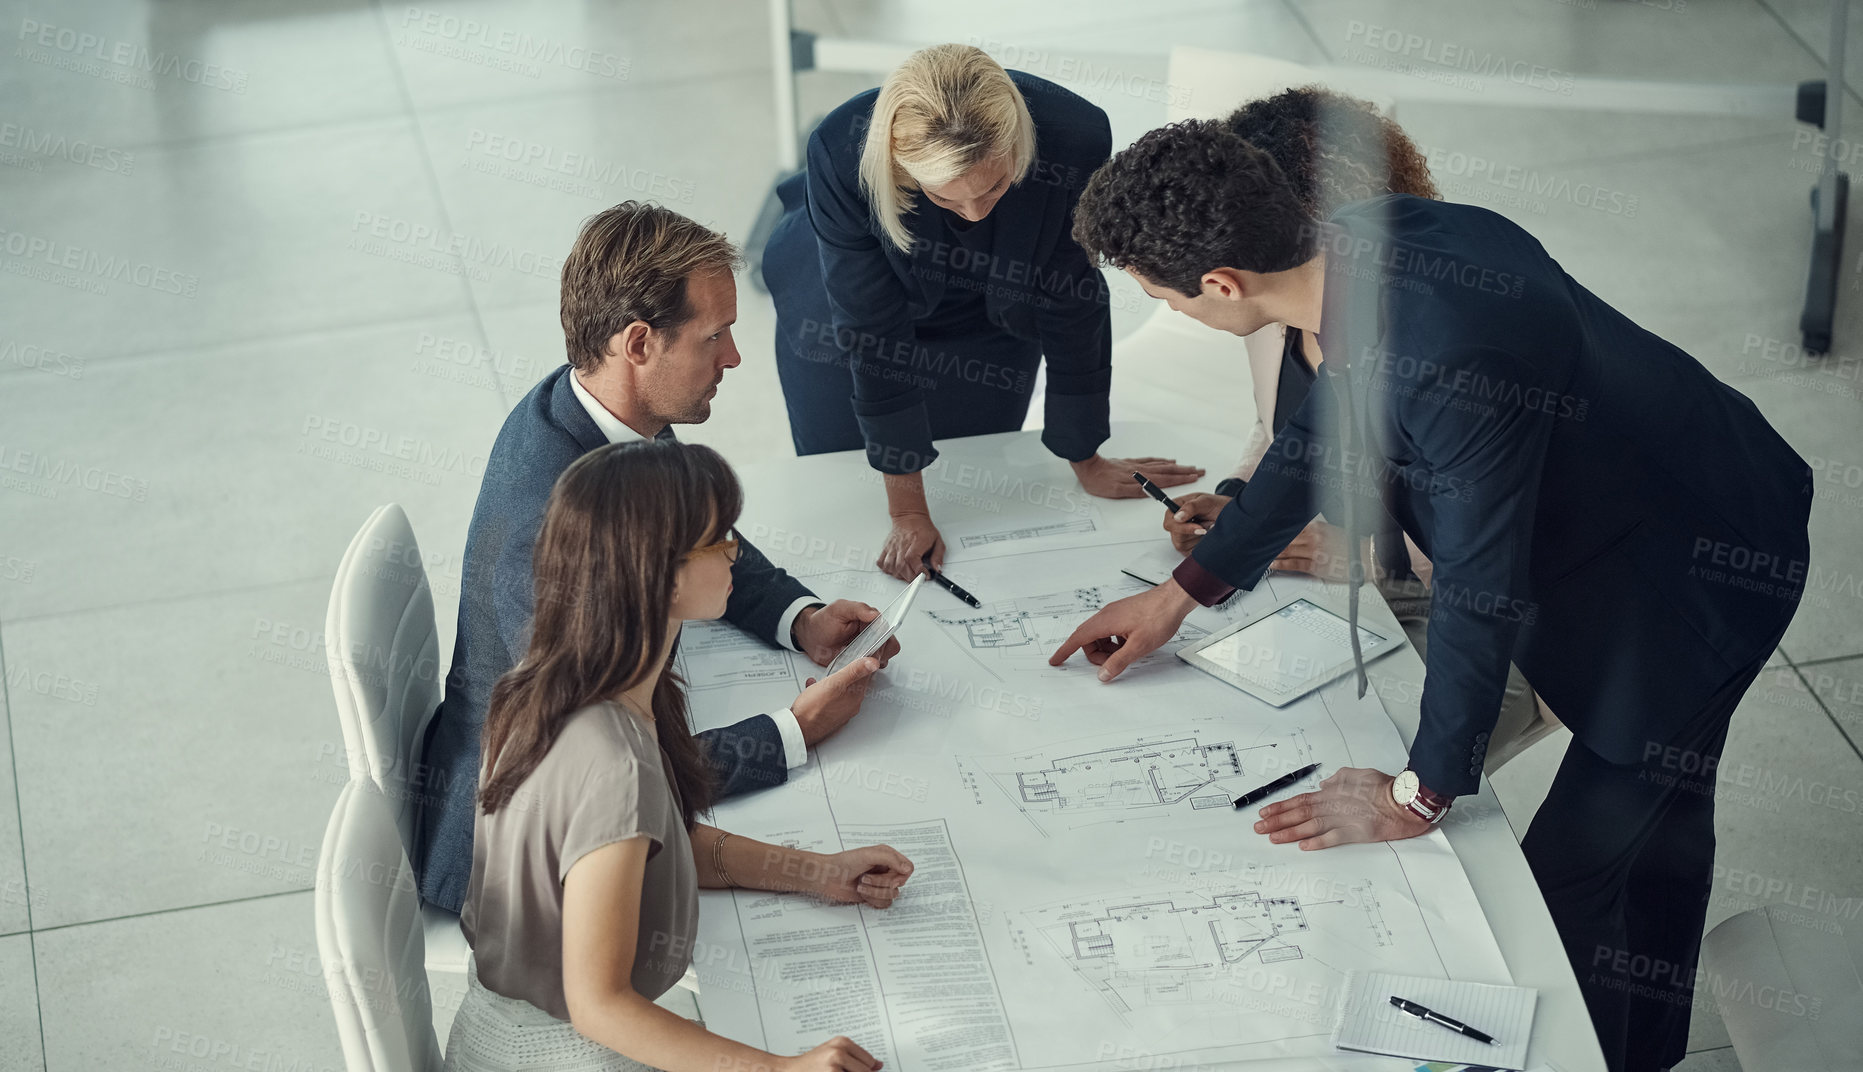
713, 831, 738, 889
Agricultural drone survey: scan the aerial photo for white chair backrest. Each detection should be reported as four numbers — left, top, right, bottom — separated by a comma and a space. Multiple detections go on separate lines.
326, 504, 444, 856
315, 780, 444, 1072
1165, 46, 1395, 125
1702, 904, 1863, 1069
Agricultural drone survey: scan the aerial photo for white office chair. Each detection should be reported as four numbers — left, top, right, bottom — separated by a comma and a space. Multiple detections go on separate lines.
315, 779, 445, 1072
326, 506, 471, 1001
1701, 903, 1863, 1069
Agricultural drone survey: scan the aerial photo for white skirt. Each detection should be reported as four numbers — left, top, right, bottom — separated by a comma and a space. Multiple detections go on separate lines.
445, 960, 661, 1072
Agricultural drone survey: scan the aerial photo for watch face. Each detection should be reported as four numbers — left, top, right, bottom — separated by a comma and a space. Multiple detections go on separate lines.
1392, 769, 1419, 806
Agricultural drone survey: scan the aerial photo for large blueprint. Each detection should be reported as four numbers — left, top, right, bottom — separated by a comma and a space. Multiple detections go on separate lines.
680, 538, 1512, 1071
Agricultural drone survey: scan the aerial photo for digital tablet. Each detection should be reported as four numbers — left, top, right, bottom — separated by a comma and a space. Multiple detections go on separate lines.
1176, 595, 1402, 706
826, 573, 925, 676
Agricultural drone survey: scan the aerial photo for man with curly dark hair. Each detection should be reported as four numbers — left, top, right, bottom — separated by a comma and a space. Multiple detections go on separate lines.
1156, 90, 1558, 782
1050, 117, 1811, 1072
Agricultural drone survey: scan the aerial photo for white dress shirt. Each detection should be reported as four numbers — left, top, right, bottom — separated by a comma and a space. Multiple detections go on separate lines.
570, 370, 814, 769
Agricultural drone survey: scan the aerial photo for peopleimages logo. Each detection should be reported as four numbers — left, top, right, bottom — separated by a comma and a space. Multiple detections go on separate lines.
347, 211, 560, 281
463, 129, 695, 203
0, 121, 134, 174
0, 338, 84, 379
1343, 21, 1576, 95
398, 7, 630, 80
0, 442, 149, 501
1420, 145, 1638, 218
16, 17, 250, 92
0, 223, 200, 297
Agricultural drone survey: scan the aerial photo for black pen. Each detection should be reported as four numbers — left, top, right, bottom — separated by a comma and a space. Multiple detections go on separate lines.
1388, 996, 1495, 1045
1132, 472, 1209, 524
1232, 763, 1320, 809
920, 554, 981, 608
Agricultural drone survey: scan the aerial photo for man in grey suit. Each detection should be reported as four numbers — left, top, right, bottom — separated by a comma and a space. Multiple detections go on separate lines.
416, 202, 899, 913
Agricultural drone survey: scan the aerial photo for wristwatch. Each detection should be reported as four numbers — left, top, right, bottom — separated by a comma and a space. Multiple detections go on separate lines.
1214, 476, 1247, 499
1391, 769, 1452, 824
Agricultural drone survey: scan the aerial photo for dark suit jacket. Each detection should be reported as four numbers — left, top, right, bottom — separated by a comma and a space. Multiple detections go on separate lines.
1182, 196, 1811, 797
763, 69, 1114, 473
415, 365, 816, 912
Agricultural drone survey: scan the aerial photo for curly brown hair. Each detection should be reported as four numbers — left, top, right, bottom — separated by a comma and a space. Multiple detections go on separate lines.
1224, 86, 1438, 218
1073, 119, 1318, 297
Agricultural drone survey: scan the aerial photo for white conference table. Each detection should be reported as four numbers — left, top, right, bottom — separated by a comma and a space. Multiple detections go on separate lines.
722, 419, 1606, 1072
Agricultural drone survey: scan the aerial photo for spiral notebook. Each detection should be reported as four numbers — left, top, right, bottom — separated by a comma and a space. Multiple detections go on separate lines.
1332, 971, 1537, 1070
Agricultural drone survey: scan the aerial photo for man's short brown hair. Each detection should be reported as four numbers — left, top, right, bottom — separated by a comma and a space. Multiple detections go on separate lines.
560, 202, 743, 370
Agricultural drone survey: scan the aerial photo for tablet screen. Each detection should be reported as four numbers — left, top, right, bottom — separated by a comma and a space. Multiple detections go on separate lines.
826, 574, 924, 675
1191, 598, 1396, 699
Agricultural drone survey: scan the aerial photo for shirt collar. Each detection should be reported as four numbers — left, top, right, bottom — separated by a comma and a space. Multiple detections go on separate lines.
567, 367, 647, 445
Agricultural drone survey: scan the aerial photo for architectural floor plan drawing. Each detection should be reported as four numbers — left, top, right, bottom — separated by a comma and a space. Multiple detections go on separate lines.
929, 579, 1208, 677
955, 516, 1098, 550
1011, 872, 1394, 1027
674, 618, 804, 692
1016, 735, 1242, 812
959, 725, 1314, 836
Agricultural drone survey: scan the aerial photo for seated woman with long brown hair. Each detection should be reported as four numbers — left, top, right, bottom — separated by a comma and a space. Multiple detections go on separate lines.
448, 439, 913, 1072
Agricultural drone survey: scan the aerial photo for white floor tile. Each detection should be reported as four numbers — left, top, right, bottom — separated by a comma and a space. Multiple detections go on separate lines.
825, 0, 1305, 54
1491, 132, 1811, 387
1487, 726, 1572, 835
386, 0, 772, 113
1736, 375, 1863, 661
1705, 654, 1863, 938
414, 72, 779, 315
5, 578, 353, 928
1707, 654, 1863, 1054
1299, 0, 1814, 85
1761, 0, 1863, 107
0, 934, 43, 1072
0, 0, 405, 148
815, 0, 1321, 150
1386, 102, 1789, 182
1791, 654, 1863, 746
34, 893, 348, 1072
0, 681, 29, 937
0, 118, 465, 365
0, 314, 506, 622
1674, 1046, 1742, 1072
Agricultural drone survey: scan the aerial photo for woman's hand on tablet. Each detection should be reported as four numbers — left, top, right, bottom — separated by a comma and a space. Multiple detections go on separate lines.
792, 657, 882, 746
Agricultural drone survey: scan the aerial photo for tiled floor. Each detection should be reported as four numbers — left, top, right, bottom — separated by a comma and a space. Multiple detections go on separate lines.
3, 1, 1861, 1070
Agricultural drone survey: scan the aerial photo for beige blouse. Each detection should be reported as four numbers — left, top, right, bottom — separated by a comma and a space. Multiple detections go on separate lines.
461, 701, 698, 1021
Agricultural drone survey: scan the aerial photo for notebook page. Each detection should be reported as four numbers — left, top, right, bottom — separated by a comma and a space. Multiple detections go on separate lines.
1333, 970, 1537, 1069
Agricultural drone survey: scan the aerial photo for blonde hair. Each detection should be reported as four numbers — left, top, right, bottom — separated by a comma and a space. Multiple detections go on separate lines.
858, 44, 1036, 253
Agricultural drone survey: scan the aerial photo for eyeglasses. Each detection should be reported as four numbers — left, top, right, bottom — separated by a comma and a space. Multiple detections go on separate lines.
684, 526, 741, 564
